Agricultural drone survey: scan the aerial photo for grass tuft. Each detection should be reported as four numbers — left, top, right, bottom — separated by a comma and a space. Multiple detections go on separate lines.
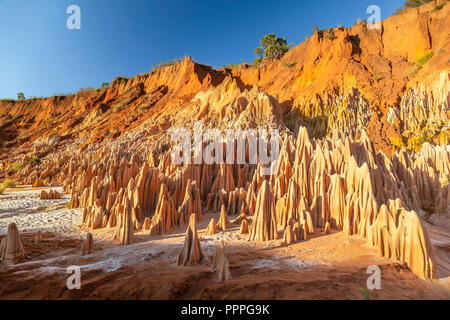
0, 179, 16, 194
418, 51, 434, 66
30, 156, 41, 165
9, 161, 23, 172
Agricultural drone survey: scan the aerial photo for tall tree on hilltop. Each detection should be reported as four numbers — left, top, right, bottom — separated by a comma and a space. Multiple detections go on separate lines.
254, 33, 291, 60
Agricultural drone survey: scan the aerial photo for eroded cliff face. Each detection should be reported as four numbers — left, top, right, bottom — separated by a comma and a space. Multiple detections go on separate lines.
1, 2, 449, 155
0, 2, 449, 280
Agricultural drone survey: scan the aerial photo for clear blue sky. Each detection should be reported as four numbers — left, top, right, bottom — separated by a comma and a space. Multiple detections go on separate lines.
0, 0, 405, 99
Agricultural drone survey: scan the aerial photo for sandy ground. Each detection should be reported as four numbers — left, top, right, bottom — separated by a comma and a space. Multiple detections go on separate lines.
0, 187, 449, 300
0, 187, 82, 238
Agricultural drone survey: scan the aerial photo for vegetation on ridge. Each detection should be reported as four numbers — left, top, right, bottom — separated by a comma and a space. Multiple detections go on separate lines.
151, 55, 190, 72
395, 0, 435, 15
254, 33, 291, 63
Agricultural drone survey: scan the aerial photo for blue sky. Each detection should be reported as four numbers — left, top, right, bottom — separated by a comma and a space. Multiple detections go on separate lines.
0, 0, 404, 99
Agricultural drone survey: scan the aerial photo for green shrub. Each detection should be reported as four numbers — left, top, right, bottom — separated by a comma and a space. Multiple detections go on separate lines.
404, 0, 433, 8
101, 82, 110, 89
418, 51, 434, 65
113, 76, 129, 84
408, 131, 432, 152
79, 87, 96, 92
282, 62, 297, 68
372, 75, 382, 81
363, 288, 370, 300
9, 162, 23, 172
17, 92, 25, 101
113, 105, 122, 112
395, 0, 434, 15
139, 105, 150, 112
327, 29, 336, 40
2, 179, 16, 188
434, 3, 445, 10
151, 56, 188, 72
0, 179, 16, 194
250, 57, 263, 68
1, 98, 16, 103
225, 64, 240, 69
30, 156, 41, 165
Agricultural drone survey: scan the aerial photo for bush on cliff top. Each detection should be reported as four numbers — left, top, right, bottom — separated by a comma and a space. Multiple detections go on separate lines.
254, 34, 291, 60
395, 0, 434, 14
0, 98, 16, 103
151, 55, 189, 73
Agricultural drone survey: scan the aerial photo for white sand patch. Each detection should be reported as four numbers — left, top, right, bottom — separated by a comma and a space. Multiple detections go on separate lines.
251, 257, 329, 271
252, 259, 282, 270
79, 259, 125, 273
0, 187, 83, 237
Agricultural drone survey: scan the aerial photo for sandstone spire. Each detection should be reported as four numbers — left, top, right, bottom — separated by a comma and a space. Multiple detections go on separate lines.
80, 232, 94, 256
217, 204, 230, 231
282, 224, 295, 245
177, 214, 205, 266
210, 241, 232, 282
35, 231, 43, 244
205, 218, 218, 236
118, 201, 135, 245
0, 223, 25, 265
240, 219, 249, 234
150, 184, 177, 235
248, 180, 278, 241
324, 222, 331, 234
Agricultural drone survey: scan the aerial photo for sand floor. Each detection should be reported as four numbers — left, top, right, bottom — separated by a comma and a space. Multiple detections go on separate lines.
0, 187, 449, 300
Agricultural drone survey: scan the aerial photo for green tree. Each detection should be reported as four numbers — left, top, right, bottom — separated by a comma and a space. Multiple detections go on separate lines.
101, 82, 110, 89
17, 92, 25, 101
254, 33, 291, 60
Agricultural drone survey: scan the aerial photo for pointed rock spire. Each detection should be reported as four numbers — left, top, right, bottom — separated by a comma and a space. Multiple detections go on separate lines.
118, 201, 135, 245
282, 224, 295, 245
80, 232, 94, 256
205, 218, 218, 236
217, 205, 230, 231
240, 220, 249, 234
210, 241, 232, 282
0, 223, 25, 265
248, 180, 278, 241
35, 231, 43, 244
177, 214, 205, 266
